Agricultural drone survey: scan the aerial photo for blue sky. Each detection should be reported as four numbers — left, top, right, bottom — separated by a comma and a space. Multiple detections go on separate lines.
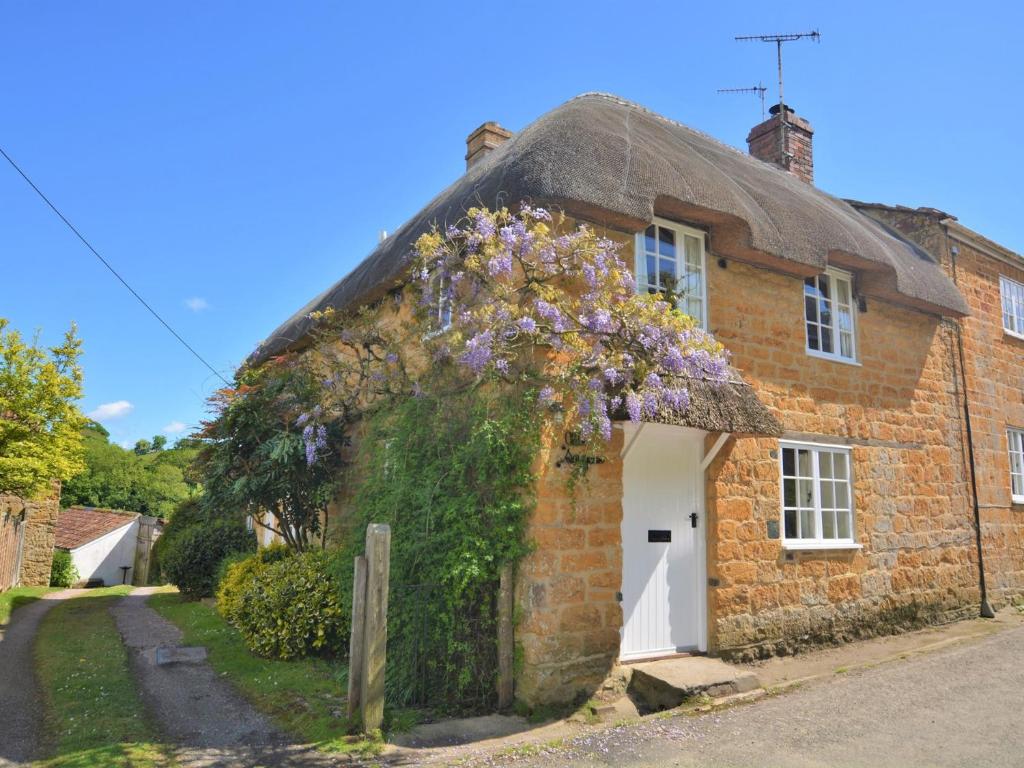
2, 1, 1021, 447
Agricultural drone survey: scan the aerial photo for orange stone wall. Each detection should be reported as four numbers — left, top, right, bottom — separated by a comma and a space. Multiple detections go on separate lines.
704, 255, 979, 659
858, 207, 1024, 608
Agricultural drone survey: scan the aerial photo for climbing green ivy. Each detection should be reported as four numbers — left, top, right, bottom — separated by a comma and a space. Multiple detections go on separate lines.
334, 386, 540, 712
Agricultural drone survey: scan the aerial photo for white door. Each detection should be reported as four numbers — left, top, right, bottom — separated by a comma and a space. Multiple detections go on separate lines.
620, 423, 706, 660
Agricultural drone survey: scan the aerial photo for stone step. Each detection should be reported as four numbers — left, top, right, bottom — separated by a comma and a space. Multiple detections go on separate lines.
144, 644, 208, 666
626, 656, 761, 711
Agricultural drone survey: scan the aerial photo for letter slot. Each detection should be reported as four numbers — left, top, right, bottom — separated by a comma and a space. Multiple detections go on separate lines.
648, 529, 671, 543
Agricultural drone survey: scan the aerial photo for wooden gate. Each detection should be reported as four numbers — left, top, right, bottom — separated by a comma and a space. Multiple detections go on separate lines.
0, 510, 26, 592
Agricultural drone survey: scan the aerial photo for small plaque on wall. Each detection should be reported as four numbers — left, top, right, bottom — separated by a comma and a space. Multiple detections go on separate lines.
648, 530, 671, 543
766, 520, 780, 539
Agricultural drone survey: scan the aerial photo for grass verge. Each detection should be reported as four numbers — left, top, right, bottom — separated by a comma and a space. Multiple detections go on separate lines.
33, 586, 174, 767
0, 585, 56, 626
148, 591, 378, 756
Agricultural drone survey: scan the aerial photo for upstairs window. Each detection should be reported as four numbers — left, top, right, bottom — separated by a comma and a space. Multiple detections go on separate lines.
1001, 276, 1024, 338
1009, 428, 1024, 504
429, 272, 453, 332
780, 441, 856, 548
805, 268, 857, 362
635, 218, 707, 329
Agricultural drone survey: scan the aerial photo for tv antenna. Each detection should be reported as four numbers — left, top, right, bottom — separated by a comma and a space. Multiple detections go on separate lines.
717, 83, 768, 119
735, 30, 820, 167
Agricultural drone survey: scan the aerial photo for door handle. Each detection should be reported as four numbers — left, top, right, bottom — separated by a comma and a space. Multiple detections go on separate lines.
690, 512, 698, 528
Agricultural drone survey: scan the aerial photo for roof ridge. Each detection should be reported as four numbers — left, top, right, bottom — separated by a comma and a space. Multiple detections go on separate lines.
565, 92, 770, 166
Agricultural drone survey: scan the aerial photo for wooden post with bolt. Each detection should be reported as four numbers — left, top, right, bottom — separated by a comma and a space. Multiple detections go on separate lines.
346, 554, 368, 720
497, 563, 515, 709
359, 523, 391, 734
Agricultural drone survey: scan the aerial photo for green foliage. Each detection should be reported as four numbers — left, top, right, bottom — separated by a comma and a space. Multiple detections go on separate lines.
160, 517, 256, 599
214, 544, 291, 624
0, 319, 86, 497
61, 424, 200, 518
196, 360, 346, 550
49, 550, 79, 587
336, 387, 539, 711
233, 550, 344, 660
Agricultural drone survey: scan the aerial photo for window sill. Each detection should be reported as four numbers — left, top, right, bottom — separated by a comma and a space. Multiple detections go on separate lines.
1012, 496, 1024, 506
1004, 329, 1024, 342
805, 349, 861, 367
782, 541, 863, 552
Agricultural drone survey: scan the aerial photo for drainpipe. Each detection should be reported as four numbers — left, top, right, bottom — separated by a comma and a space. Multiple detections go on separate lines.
947, 232, 996, 619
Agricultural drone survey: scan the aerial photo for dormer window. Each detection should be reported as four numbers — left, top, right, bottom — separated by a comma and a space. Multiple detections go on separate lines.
805, 268, 857, 363
635, 218, 707, 329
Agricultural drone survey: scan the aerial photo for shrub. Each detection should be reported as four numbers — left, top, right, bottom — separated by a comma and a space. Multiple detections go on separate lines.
160, 518, 256, 599
214, 544, 291, 624
49, 550, 78, 587
234, 549, 344, 659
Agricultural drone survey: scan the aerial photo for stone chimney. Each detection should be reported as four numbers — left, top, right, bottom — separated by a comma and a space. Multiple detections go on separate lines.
746, 104, 814, 184
465, 122, 512, 170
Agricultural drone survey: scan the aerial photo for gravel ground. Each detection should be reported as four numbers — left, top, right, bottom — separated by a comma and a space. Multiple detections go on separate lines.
112, 588, 342, 768
0, 589, 76, 767
475, 622, 1024, 768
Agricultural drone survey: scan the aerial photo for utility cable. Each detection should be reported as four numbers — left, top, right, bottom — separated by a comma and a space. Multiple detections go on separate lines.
0, 144, 231, 385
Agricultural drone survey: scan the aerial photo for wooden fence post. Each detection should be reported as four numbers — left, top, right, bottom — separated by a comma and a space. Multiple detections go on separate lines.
497, 563, 514, 709
346, 554, 368, 720
360, 523, 391, 733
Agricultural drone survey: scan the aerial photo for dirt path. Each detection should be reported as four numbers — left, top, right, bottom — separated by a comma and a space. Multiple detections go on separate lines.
112, 587, 340, 767
0, 589, 77, 766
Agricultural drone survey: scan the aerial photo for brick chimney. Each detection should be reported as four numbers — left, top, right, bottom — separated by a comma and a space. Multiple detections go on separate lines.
746, 104, 814, 184
465, 122, 512, 170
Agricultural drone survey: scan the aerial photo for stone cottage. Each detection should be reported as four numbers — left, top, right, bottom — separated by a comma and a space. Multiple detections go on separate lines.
251, 93, 1024, 704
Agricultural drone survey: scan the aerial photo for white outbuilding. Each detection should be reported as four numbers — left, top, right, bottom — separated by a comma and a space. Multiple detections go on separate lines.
55, 507, 143, 586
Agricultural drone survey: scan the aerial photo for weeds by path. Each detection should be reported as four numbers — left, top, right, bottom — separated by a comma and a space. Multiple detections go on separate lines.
148, 591, 378, 756
33, 586, 174, 767
0, 586, 55, 626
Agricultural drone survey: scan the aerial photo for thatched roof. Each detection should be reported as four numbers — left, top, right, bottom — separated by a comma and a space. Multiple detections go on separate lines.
252, 93, 968, 366
613, 372, 782, 437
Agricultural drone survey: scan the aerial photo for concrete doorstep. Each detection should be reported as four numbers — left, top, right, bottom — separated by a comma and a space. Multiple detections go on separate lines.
626, 656, 760, 711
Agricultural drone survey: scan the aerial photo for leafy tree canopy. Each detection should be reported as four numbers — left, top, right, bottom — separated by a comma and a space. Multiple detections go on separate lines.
60, 424, 200, 518
0, 319, 86, 498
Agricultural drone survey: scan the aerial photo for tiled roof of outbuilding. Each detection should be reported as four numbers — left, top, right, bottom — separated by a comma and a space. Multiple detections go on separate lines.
251, 92, 969, 364
55, 506, 138, 550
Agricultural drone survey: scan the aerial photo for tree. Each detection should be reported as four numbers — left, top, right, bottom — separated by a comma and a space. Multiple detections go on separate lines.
61, 424, 199, 517
151, 435, 167, 452
134, 438, 152, 455
196, 360, 349, 550
0, 319, 86, 497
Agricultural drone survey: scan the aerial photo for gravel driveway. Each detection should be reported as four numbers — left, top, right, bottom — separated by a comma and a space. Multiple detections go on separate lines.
483, 622, 1024, 768
0, 589, 76, 766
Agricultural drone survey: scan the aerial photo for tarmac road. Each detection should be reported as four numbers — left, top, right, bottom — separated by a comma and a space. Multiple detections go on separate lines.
487, 622, 1024, 768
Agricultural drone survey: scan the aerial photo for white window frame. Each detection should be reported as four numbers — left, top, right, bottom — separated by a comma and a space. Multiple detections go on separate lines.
804, 267, 859, 364
1000, 275, 1024, 339
1009, 428, 1024, 504
778, 440, 861, 550
634, 217, 708, 329
424, 271, 452, 336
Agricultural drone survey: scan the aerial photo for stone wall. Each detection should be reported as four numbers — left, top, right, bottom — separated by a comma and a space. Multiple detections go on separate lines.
0, 485, 59, 589
515, 425, 625, 705
857, 206, 1024, 608
705, 255, 979, 659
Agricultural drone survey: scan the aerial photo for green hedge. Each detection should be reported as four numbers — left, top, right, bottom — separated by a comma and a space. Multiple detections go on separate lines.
215, 544, 291, 625
160, 518, 256, 599
233, 550, 345, 660
50, 550, 78, 587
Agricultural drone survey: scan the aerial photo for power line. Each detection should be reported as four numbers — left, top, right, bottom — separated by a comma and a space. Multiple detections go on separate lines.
0, 144, 231, 386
